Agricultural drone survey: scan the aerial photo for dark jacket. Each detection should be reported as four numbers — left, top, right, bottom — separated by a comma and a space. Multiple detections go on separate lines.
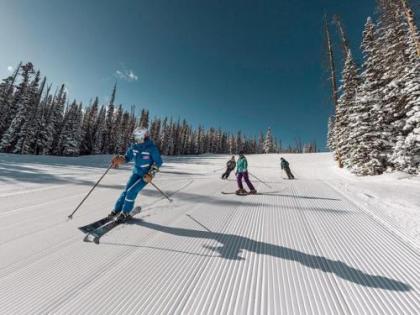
280, 159, 289, 170
227, 160, 236, 170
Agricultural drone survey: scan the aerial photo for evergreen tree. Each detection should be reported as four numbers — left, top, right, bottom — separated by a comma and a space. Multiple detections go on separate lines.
57, 101, 83, 156
388, 1, 420, 173
103, 83, 116, 153
139, 109, 149, 128
0, 63, 35, 153
150, 117, 161, 147
236, 131, 242, 153
347, 18, 387, 175
118, 111, 132, 154
31, 84, 52, 155
50, 84, 67, 154
93, 105, 106, 153
112, 104, 123, 154
0, 63, 21, 138
17, 73, 46, 154
80, 97, 99, 154
263, 127, 274, 153
327, 115, 336, 151
334, 51, 359, 168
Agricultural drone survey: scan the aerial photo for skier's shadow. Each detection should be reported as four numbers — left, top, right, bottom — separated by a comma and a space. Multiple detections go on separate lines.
129, 218, 411, 292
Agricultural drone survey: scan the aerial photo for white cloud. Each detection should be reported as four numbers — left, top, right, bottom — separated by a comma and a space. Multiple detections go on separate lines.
7, 66, 14, 73
115, 67, 139, 82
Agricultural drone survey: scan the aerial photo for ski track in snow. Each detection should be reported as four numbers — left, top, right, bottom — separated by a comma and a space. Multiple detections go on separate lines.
0, 153, 419, 314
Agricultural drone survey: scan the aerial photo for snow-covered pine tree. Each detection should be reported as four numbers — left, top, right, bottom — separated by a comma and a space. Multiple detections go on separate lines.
16, 73, 45, 154
200, 126, 207, 154
346, 18, 386, 175
327, 115, 336, 151
166, 119, 176, 155
80, 97, 99, 155
257, 131, 264, 153
334, 51, 359, 168
228, 134, 236, 154
119, 110, 136, 153
390, 62, 420, 173
0, 63, 21, 139
50, 84, 66, 154
263, 127, 274, 153
103, 83, 116, 153
57, 100, 83, 156
118, 111, 131, 154
0, 63, 35, 153
93, 105, 106, 154
273, 136, 280, 153
159, 117, 168, 154
389, 0, 420, 173
31, 83, 52, 155
139, 109, 149, 128
183, 121, 192, 154
111, 104, 123, 154
149, 117, 161, 147
235, 131, 242, 153
221, 132, 228, 153
373, 0, 412, 170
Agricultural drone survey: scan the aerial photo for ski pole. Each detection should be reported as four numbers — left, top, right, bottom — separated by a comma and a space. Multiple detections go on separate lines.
149, 181, 173, 202
67, 164, 113, 220
248, 171, 272, 189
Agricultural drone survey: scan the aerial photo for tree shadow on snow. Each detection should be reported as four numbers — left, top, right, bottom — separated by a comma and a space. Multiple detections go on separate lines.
126, 218, 411, 292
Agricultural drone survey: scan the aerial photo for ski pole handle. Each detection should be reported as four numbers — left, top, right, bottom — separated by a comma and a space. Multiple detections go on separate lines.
67, 164, 113, 220
149, 181, 173, 202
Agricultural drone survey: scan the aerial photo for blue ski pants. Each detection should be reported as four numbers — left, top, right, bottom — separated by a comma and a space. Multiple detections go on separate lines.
114, 173, 147, 213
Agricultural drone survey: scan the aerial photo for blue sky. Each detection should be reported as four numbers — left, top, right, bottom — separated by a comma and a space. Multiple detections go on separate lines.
0, 0, 376, 149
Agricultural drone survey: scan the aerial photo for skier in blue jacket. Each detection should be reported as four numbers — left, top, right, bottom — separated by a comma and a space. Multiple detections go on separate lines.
109, 127, 163, 221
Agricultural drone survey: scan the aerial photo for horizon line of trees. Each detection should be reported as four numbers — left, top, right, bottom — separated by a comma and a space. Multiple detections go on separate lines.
324, 0, 419, 175
0, 63, 317, 157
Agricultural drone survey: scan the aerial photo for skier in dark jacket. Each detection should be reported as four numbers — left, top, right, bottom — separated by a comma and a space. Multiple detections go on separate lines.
236, 151, 257, 195
222, 156, 236, 179
280, 157, 294, 179
110, 127, 163, 222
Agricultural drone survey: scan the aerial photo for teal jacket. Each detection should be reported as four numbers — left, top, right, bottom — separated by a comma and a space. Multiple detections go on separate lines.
236, 157, 248, 173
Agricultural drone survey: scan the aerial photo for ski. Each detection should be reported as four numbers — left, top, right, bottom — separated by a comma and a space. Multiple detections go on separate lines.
221, 191, 249, 196
221, 191, 263, 196
78, 216, 113, 233
83, 207, 142, 244
78, 206, 142, 233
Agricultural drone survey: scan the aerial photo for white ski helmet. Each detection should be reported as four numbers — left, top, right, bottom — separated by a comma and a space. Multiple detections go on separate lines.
133, 127, 149, 143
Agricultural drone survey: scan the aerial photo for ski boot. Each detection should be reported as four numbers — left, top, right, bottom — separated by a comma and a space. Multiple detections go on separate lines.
108, 210, 120, 218
116, 212, 132, 223
236, 188, 247, 196
249, 189, 257, 194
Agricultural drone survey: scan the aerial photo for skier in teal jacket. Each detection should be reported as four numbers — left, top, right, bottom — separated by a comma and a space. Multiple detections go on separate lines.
110, 127, 163, 221
236, 151, 256, 195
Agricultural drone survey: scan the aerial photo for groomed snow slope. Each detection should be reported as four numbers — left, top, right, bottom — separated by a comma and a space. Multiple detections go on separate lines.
0, 153, 419, 314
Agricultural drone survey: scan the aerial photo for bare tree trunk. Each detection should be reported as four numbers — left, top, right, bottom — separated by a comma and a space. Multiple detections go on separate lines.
323, 14, 338, 110
400, 0, 420, 57
333, 15, 350, 58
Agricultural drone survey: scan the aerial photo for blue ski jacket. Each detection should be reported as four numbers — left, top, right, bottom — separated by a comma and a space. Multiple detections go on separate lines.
124, 138, 163, 175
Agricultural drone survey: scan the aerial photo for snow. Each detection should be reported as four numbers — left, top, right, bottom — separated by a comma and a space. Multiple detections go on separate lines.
0, 152, 419, 314
288, 152, 420, 250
